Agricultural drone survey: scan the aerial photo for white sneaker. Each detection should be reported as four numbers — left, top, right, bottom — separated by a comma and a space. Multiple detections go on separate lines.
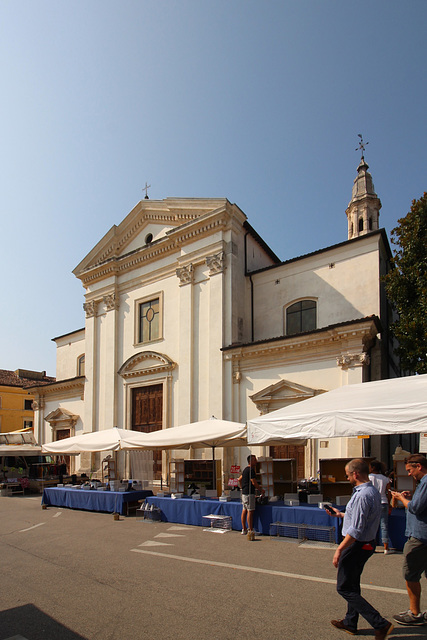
393, 609, 425, 625
241, 529, 247, 535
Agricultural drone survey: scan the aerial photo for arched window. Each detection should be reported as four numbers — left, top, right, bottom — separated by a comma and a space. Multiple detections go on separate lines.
368, 217, 373, 231
77, 354, 85, 377
358, 218, 364, 232
286, 300, 317, 336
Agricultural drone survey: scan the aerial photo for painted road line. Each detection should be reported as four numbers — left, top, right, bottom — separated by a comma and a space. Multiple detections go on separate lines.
130, 549, 407, 595
138, 541, 173, 547
19, 523, 46, 533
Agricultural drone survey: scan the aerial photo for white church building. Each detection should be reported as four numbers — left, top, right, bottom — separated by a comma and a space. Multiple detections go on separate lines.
29, 156, 399, 486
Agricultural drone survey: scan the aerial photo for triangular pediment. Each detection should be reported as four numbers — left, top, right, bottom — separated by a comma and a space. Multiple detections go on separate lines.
119, 351, 176, 378
44, 407, 79, 426
250, 379, 325, 414
73, 198, 231, 278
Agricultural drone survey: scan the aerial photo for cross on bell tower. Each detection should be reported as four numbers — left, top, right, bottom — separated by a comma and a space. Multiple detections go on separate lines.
345, 136, 381, 240
142, 182, 151, 199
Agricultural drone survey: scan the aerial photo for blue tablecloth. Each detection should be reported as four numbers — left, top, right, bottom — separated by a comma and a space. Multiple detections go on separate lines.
146, 496, 341, 541
42, 487, 153, 515
146, 496, 407, 548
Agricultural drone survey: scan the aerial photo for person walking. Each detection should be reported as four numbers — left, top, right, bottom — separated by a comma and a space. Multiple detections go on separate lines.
328, 458, 394, 638
390, 453, 427, 626
238, 454, 264, 540
369, 460, 392, 553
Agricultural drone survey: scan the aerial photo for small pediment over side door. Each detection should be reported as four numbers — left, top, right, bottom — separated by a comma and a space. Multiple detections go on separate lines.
249, 379, 325, 415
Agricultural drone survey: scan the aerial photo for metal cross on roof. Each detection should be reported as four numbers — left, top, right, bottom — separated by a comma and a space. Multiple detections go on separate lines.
355, 134, 369, 160
142, 182, 151, 199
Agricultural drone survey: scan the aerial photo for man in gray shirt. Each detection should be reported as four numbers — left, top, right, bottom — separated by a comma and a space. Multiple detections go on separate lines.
391, 453, 427, 626
329, 458, 393, 639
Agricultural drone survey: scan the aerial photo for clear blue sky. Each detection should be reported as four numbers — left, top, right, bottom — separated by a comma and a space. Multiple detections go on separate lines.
1, 1, 426, 376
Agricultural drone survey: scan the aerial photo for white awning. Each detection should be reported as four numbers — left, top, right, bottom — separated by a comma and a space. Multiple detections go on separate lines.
248, 375, 427, 444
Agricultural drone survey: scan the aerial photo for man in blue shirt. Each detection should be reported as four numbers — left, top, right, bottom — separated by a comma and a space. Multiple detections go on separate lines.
329, 458, 393, 639
391, 453, 427, 626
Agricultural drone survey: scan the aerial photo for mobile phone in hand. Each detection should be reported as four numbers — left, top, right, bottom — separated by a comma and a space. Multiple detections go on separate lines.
324, 504, 335, 515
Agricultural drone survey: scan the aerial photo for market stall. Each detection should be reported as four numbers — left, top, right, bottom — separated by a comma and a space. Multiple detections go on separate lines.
0, 428, 62, 493
42, 486, 153, 515
123, 416, 247, 494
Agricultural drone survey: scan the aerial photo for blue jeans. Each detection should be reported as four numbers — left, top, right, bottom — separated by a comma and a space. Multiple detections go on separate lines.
337, 540, 388, 630
379, 503, 389, 545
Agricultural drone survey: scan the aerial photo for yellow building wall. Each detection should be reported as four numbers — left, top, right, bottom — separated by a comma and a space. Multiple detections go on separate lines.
0, 385, 34, 433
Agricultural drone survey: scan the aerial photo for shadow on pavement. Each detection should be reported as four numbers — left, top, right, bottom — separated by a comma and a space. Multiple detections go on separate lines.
0, 604, 88, 640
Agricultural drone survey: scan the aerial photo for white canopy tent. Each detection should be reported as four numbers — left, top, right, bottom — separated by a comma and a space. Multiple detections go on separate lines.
0, 428, 42, 455
247, 374, 427, 444
122, 417, 247, 450
0, 427, 38, 446
0, 445, 42, 455
41, 427, 152, 454
41, 419, 247, 490
123, 417, 247, 489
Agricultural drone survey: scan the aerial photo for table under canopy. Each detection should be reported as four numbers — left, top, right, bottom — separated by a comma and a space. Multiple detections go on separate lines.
42, 487, 153, 515
145, 495, 407, 549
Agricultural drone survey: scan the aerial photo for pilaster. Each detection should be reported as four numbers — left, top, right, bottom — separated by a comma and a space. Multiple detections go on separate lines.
207, 252, 225, 418
176, 264, 194, 424
83, 299, 99, 432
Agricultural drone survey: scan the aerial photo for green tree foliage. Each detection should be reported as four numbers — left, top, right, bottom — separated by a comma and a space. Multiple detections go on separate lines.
383, 192, 427, 374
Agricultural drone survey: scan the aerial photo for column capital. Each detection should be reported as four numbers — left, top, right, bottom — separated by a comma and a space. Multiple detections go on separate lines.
83, 300, 98, 318
206, 251, 226, 276
103, 292, 119, 311
176, 263, 194, 286
336, 352, 370, 369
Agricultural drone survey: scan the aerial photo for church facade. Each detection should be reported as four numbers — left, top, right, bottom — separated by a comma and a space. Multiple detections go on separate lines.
30, 158, 399, 485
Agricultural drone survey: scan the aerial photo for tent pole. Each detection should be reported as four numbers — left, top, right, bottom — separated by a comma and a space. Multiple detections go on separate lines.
212, 445, 216, 494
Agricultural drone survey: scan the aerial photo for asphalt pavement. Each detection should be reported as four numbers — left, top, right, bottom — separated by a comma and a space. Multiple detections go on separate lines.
1, 495, 426, 640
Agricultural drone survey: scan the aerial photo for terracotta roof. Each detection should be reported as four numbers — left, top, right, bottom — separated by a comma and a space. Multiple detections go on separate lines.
0, 369, 56, 389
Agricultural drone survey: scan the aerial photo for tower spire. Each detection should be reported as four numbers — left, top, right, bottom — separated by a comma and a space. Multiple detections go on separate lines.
345, 137, 381, 240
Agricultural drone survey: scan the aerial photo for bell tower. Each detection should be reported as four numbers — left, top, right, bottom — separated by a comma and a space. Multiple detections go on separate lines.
346, 136, 381, 240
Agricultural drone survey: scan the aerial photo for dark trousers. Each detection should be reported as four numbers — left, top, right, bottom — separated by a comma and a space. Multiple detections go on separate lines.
337, 540, 387, 630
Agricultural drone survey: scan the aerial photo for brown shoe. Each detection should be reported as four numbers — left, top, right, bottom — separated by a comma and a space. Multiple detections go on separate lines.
331, 619, 357, 635
375, 622, 394, 639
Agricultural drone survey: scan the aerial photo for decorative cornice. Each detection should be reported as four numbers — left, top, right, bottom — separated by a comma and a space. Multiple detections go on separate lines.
223, 319, 379, 370
76, 206, 232, 287
30, 377, 85, 401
